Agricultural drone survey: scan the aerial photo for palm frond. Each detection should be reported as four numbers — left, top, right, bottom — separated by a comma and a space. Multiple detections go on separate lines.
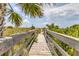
8, 11, 22, 26
18, 3, 43, 18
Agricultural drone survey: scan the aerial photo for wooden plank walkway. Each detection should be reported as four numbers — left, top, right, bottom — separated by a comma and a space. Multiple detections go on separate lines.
29, 32, 52, 56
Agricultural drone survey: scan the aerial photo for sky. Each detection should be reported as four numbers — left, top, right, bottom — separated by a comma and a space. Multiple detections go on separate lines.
5, 3, 79, 28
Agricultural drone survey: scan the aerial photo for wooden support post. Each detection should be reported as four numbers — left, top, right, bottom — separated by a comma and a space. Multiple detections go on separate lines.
9, 48, 12, 56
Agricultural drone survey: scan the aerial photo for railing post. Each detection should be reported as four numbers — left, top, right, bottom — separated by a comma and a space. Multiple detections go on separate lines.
44, 28, 46, 36
9, 48, 13, 56
34, 31, 37, 42
8, 38, 13, 56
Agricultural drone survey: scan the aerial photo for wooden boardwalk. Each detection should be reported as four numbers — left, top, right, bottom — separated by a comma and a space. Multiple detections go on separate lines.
29, 32, 52, 56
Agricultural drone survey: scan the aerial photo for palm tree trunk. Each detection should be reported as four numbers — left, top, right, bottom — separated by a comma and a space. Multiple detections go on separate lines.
0, 4, 6, 37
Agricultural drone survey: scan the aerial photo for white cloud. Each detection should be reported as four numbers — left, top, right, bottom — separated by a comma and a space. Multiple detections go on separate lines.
43, 3, 79, 27
45, 3, 79, 17
23, 19, 30, 24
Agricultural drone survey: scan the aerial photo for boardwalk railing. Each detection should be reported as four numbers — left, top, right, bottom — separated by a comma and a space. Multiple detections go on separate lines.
0, 30, 37, 56
44, 29, 79, 56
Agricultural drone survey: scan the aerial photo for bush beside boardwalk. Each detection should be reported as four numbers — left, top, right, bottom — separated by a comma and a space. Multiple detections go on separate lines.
3, 27, 31, 37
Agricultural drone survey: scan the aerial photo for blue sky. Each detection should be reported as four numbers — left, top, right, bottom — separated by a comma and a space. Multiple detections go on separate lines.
5, 3, 79, 28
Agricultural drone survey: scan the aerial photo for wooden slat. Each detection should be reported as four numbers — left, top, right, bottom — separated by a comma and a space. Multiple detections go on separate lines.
11, 31, 34, 46
46, 29, 79, 52
13, 34, 35, 56
44, 32, 57, 56
22, 33, 38, 56
26, 34, 37, 51
11, 30, 35, 47
45, 33, 69, 56
0, 30, 35, 55
0, 37, 12, 55
44, 35, 58, 56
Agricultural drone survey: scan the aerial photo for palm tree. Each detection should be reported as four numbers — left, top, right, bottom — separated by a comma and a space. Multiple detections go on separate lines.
0, 4, 6, 37
0, 3, 44, 37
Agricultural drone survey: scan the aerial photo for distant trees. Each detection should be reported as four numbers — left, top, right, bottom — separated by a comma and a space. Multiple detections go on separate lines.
31, 25, 35, 29
64, 24, 79, 37
46, 23, 64, 33
46, 23, 79, 37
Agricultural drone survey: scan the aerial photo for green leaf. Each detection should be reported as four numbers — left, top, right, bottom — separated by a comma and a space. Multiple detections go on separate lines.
18, 3, 43, 18
8, 11, 22, 27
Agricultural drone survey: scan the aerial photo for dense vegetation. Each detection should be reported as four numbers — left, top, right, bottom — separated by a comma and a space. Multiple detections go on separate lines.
46, 24, 79, 38
46, 24, 79, 55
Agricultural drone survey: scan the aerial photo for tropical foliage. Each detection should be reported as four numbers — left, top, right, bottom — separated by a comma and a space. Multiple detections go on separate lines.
0, 3, 44, 37
18, 3, 43, 17
7, 3, 43, 26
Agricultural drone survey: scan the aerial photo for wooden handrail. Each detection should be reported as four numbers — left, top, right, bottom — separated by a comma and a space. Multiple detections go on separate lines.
13, 34, 37, 56
0, 30, 36, 56
44, 29, 79, 56
46, 34, 69, 56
